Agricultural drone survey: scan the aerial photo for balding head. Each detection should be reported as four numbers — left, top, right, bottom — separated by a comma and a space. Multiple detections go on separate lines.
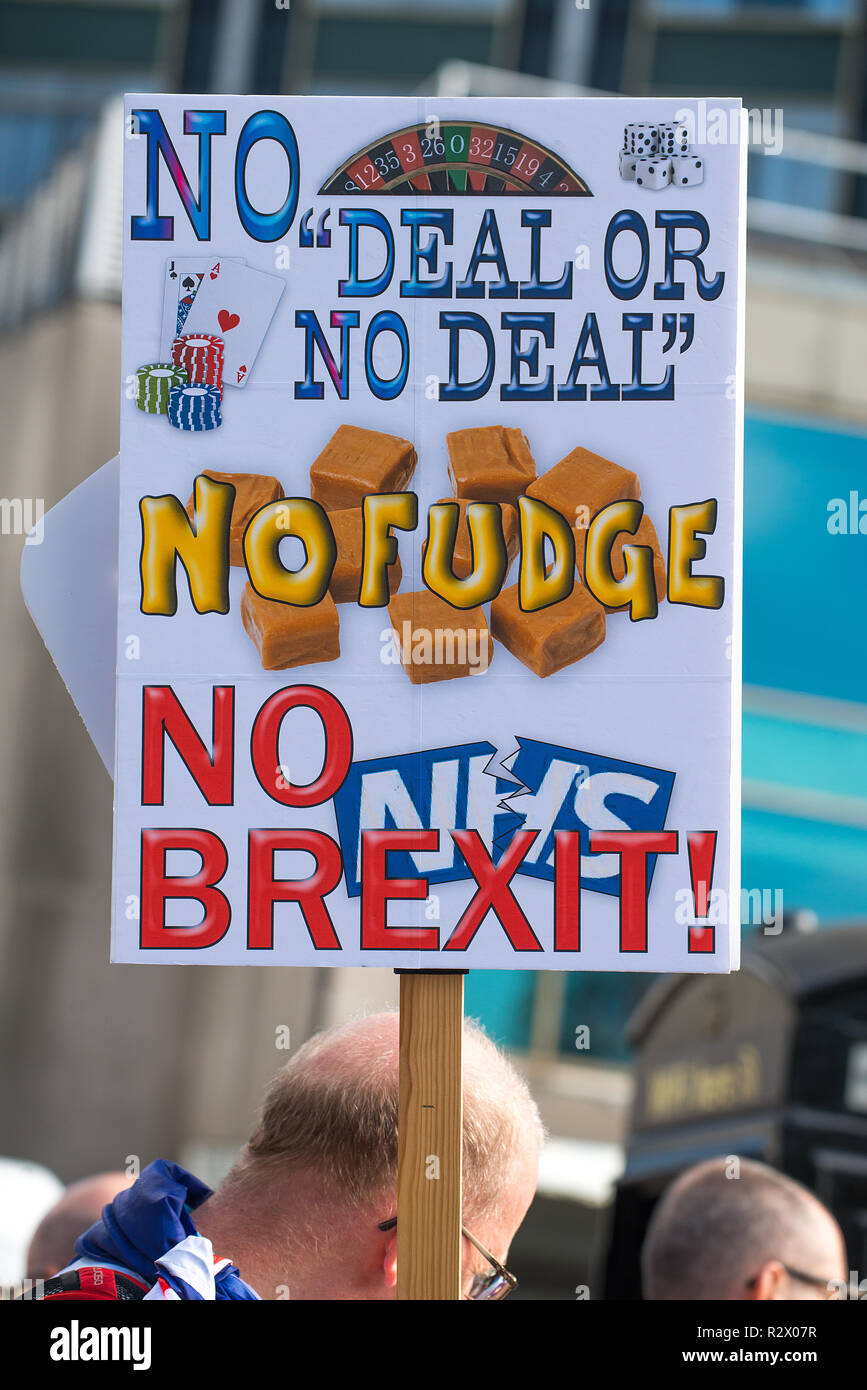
27, 1172, 135, 1280
242, 1013, 538, 1217
642, 1157, 847, 1300
198, 1012, 542, 1298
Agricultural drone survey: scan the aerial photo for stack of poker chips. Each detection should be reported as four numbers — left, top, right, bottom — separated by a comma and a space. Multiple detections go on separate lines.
135, 363, 188, 415
168, 332, 225, 429
167, 383, 223, 432
134, 332, 226, 432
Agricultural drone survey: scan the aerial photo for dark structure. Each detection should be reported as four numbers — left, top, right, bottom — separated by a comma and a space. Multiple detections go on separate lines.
603, 923, 867, 1298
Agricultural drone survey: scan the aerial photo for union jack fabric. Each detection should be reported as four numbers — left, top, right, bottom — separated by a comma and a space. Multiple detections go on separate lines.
46, 1159, 259, 1301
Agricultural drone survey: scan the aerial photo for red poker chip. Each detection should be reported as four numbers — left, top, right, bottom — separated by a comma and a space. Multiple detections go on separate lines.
171, 333, 225, 387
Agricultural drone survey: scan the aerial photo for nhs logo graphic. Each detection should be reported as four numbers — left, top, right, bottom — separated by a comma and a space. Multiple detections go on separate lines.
334, 742, 515, 897
498, 738, 676, 898
333, 737, 675, 900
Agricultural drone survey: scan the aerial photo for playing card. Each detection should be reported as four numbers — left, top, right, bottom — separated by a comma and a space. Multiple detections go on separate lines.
159, 256, 245, 358
180, 259, 286, 387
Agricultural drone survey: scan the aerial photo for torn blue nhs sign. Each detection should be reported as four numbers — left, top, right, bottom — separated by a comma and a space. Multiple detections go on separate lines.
333, 735, 675, 901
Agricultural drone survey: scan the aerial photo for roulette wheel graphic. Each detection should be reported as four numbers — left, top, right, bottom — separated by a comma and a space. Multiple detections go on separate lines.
319, 121, 592, 197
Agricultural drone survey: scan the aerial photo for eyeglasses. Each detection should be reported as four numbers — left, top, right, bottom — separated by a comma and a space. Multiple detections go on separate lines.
377, 1217, 518, 1300
748, 1264, 843, 1300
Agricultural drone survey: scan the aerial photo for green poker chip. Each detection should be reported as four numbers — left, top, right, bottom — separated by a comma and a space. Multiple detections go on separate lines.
135, 362, 188, 414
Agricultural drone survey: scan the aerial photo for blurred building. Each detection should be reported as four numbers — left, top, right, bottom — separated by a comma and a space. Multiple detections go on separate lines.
1, 0, 866, 1296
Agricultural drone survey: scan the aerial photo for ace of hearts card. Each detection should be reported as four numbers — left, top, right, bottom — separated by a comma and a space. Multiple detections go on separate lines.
180, 259, 285, 387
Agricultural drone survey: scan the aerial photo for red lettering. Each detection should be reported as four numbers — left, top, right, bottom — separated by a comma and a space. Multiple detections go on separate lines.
687, 830, 717, 953
141, 686, 234, 805
554, 830, 582, 951
360, 829, 439, 950
589, 829, 678, 952
140, 828, 230, 949
445, 829, 541, 952
248, 829, 342, 950
251, 686, 352, 807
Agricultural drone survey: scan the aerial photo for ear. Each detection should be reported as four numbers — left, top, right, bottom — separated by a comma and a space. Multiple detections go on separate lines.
382, 1232, 398, 1289
750, 1260, 785, 1300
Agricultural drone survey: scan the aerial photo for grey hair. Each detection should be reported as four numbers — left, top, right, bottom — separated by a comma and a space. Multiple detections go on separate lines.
641, 1156, 839, 1300
228, 1013, 543, 1222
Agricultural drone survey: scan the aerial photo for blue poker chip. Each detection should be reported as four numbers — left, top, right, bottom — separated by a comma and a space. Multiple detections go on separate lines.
167, 384, 222, 431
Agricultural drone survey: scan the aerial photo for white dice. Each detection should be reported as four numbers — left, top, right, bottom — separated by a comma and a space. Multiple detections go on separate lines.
658, 121, 690, 156
623, 118, 706, 190
670, 154, 704, 186
624, 122, 658, 156
634, 156, 671, 189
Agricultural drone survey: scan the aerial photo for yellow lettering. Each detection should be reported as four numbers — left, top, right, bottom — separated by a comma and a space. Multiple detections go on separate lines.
518, 497, 575, 611
359, 493, 418, 607
423, 501, 507, 609
585, 500, 657, 620
244, 497, 335, 607
140, 475, 233, 615
668, 499, 724, 608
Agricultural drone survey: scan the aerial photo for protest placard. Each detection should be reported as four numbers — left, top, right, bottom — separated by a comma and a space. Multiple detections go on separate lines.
115, 95, 744, 977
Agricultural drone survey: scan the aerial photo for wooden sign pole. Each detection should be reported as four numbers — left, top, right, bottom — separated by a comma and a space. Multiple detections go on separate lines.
396, 970, 465, 1300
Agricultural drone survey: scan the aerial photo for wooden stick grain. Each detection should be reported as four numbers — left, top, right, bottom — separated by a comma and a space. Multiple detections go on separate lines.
396, 972, 464, 1300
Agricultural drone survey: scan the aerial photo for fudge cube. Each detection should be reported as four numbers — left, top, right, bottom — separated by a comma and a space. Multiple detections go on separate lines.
186, 469, 284, 567
422, 498, 519, 580
578, 511, 667, 612
635, 157, 671, 190
328, 507, 401, 604
527, 447, 641, 547
446, 425, 536, 507
670, 154, 704, 187
491, 579, 606, 678
619, 149, 638, 181
388, 588, 491, 684
309, 423, 416, 511
241, 582, 340, 671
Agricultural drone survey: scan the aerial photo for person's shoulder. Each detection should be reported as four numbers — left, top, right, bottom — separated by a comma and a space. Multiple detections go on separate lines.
35, 1266, 150, 1301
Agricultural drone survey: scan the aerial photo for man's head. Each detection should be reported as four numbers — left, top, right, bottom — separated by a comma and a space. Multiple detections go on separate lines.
641, 1156, 847, 1300
26, 1172, 135, 1281
197, 1012, 542, 1300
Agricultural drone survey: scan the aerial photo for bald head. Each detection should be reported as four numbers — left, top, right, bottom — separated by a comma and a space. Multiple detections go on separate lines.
195, 1012, 540, 1298
27, 1172, 135, 1280
234, 1011, 542, 1223
642, 1157, 847, 1300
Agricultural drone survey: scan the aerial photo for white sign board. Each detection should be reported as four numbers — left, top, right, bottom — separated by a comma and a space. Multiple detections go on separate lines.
114, 95, 744, 971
